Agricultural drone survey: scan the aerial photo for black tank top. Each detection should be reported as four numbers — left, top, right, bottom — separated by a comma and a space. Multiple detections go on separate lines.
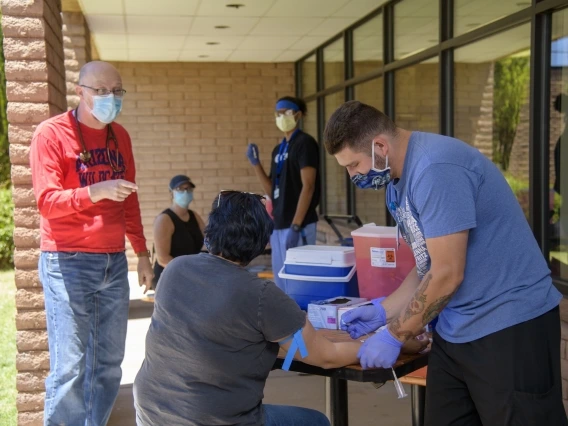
152, 208, 204, 288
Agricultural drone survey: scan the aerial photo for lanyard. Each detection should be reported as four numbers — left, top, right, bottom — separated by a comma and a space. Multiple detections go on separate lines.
274, 129, 300, 187
274, 140, 289, 187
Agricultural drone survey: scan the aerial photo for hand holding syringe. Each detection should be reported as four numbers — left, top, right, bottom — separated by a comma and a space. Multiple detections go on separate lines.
341, 318, 431, 399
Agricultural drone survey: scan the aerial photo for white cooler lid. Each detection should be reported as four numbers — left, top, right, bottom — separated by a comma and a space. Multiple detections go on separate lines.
351, 224, 398, 238
284, 245, 355, 266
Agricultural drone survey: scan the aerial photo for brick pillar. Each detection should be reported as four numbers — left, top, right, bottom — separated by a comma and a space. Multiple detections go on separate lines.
2, 0, 67, 424
62, 10, 90, 109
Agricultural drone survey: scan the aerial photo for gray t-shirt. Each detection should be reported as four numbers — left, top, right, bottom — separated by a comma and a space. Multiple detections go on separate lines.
134, 253, 306, 426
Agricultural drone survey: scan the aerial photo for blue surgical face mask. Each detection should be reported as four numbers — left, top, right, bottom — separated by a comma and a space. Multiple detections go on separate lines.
350, 141, 391, 190
173, 190, 193, 208
91, 94, 122, 124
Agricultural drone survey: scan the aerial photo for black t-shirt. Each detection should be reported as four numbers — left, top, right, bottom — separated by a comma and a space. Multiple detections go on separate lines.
152, 208, 204, 288
268, 130, 321, 230
133, 254, 306, 426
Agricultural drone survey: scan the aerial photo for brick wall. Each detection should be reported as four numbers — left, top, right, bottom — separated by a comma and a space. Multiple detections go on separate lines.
62, 11, 90, 109
2, 0, 67, 424
111, 61, 295, 266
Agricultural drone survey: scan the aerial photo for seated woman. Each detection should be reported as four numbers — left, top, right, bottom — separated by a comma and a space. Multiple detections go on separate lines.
151, 175, 205, 290
134, 191, 426, 426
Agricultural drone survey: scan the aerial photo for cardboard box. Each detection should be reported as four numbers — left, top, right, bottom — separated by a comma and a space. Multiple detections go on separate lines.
307, 297, 368, 330
337, 301, 374, 327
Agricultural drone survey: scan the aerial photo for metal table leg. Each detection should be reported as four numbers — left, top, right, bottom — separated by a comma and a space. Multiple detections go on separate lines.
329, 377, 348, 426
410, 384, 426, 426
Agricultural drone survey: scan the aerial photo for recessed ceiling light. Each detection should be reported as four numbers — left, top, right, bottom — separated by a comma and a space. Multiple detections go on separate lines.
206, 42, 220, 45
226, 3, 244, 9
215, 25, 230, 29
198, 55, 209, 58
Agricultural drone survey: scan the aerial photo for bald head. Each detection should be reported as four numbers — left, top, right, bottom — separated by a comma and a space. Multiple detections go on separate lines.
78, 61, 121, 87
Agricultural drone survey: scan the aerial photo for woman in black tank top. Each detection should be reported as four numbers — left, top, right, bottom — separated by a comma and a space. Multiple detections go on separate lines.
152, 175, 205, 289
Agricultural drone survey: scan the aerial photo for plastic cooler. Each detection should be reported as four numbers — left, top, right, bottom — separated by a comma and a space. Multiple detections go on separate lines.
351, 225, 415, 299
278, 245, 359, 310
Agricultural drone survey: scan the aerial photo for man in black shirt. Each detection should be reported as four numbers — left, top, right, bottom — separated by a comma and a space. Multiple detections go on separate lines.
246, 96, 320, 291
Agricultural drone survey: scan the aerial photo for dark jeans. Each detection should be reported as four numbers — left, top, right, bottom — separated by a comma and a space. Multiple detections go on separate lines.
425, 306, 567, 426
263, 404, 329, 426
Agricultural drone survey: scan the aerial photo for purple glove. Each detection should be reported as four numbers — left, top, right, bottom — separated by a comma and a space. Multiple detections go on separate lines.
340, 297, 386, 339
285, 228, 300, 250
358, 327, 403, 369
246, 143, 260, 166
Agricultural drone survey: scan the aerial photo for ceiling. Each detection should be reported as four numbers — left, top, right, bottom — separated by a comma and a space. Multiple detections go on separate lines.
78, 0, 388, 63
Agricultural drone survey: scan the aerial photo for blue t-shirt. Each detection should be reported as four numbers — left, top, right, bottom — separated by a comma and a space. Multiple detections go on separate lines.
386, 132, 561, 343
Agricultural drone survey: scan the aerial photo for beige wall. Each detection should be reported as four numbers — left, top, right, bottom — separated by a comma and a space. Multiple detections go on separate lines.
112, 61, 296, 266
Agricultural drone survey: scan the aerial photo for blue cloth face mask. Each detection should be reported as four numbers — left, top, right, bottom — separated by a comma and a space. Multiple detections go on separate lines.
173, 190, 193, 209
350, 141, 391, 190
91, 94, 122, 124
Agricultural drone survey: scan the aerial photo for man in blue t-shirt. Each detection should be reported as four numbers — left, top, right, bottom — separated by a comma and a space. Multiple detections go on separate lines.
324, 100, 567, 425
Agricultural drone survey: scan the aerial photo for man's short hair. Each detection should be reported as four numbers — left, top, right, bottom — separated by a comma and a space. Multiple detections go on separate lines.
205, 191, 274, 266
323, 100, 397, 155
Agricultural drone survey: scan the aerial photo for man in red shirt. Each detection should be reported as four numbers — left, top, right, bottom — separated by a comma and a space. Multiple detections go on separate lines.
30, 61, 153, 426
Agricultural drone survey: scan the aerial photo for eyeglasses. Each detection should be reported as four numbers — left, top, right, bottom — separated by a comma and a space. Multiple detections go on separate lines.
274, 109, 297, 118
217, 190, 265, 208
80, 85, 127, 98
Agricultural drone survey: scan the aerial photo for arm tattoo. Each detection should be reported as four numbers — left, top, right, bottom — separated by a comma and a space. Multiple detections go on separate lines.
422, 290, 456, 324
402, 273, 432, 321
389, 317, 416, 342
389, 273, 455, 342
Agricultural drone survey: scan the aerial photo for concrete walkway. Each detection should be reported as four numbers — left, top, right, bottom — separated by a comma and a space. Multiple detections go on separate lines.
110, 272, 414, 425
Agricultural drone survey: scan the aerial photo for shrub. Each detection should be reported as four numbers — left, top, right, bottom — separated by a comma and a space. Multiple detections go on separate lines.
0, 188, 14, 270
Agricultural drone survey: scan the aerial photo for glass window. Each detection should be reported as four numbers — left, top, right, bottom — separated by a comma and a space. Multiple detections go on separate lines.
354, 14, 383, 77
454, 0, 529, 36
454, 24, 531, 217
550, 10, 568, 281
301, 54, 317, 97
324, 38, 344, 88
325, 92, 348, 215
395, 57, 439, 133
394, 0, 438, 60
354, 77, 387, 225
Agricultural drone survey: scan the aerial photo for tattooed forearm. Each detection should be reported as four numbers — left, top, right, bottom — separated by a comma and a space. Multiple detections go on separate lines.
422, 290, 456, 324
402, 273, 432, 321
388, 273, 458, 342
390, 317, 419, 341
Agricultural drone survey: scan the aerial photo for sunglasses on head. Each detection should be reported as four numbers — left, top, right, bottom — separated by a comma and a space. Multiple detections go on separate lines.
217, 190, 265, 208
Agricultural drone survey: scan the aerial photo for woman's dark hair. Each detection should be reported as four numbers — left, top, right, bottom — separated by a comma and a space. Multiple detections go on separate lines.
204, 191, 274, 266
277, 96, 307, 115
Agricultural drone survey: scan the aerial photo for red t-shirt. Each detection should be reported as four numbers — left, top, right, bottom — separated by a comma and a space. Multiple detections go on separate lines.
30, 110, 147, 253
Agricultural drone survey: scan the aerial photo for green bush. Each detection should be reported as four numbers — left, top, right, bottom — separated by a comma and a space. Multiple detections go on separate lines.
0, 188, 14, 270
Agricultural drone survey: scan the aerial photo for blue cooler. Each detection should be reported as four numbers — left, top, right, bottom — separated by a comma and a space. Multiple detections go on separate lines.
278, 246, 359, 310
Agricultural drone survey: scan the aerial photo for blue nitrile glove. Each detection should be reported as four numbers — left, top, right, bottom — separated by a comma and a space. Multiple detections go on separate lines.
358, 327, 403, 369
246, 143, 260, 166
340, 297, 386, 339
285, 227, 300, 250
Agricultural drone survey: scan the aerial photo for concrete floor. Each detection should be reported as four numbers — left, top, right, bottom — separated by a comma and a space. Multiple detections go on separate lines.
109, 273, 413, 425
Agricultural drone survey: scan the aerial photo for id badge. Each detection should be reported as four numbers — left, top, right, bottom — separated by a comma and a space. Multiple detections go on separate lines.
273, 186, 280, 199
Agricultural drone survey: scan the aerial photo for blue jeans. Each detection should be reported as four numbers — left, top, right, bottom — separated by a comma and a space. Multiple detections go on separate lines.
39, 251, 130, 426
263, 404, 330, 426
270, 223, 317, 292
